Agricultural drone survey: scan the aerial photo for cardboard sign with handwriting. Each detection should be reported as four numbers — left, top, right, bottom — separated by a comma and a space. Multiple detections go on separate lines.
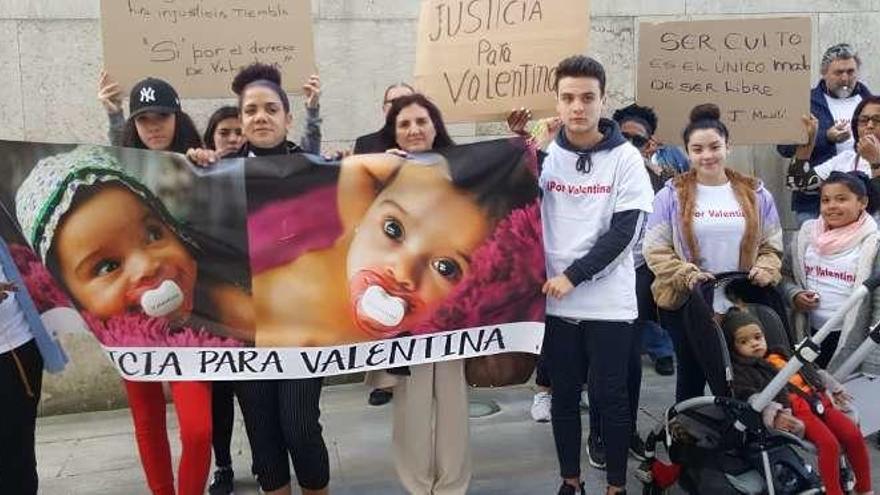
100, 0, 316, 98
637, 17, 811, 145
415, 0, 590, 123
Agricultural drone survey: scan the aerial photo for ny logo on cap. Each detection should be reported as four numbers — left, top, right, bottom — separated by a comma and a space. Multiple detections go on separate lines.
139, 87, 156, 103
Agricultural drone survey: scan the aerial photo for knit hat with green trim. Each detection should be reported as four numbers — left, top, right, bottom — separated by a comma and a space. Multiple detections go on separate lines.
15, 145, 189, 263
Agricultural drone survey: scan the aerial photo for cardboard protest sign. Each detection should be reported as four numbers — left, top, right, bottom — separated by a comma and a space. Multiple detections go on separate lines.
0, 140, 544, 380
637, 17, 812, 145
100, 0, 316, 98
414, 0, 590, 123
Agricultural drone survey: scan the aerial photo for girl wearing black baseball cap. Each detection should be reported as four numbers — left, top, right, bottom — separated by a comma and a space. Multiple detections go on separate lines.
98, 70, 202, 152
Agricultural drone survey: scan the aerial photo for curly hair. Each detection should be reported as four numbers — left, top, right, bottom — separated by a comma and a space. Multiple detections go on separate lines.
231, 63, 290, 113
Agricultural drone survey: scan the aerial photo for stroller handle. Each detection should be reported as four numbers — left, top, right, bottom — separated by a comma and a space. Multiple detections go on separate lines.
702, 271, 751, 290
864, 273, 880, 292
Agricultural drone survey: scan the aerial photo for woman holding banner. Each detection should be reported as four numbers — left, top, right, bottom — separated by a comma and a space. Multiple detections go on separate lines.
189, 63, 331, 495
377, 93, 469, 495
94, 75, 218, 495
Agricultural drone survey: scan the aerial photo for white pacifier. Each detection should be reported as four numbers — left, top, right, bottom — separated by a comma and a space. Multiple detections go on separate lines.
140, 280, 184, 318
358, 285, 407, 327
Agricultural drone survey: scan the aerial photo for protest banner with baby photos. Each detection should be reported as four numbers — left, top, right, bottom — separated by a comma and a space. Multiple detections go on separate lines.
0, 140, 545, 381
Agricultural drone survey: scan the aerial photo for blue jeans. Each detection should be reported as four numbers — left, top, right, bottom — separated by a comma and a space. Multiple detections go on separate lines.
640, 320, 674, 360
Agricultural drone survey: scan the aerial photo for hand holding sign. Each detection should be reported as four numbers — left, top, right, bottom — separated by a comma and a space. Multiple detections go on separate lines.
97, 70, 124, 114
302, 74, 321, 110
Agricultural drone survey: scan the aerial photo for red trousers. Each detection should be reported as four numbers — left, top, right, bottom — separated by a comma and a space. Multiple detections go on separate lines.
124, 380, 212, 495
790, 394, 871, 495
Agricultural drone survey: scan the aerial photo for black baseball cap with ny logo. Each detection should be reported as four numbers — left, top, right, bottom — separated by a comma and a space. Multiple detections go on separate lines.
129, 77, 181, 118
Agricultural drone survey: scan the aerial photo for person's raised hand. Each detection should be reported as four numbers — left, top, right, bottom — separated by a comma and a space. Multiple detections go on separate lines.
803, 114, 819, 145
506, 108, 532, 136
826, 119, 852, 144
303, 74, 321, 109
97, 70, 123, 114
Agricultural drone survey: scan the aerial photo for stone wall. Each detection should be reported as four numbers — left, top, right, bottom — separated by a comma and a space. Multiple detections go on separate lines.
2, 0, 879, 414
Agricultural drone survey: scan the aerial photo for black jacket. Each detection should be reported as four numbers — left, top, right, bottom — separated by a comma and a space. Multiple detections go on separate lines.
353, 130, 391, 154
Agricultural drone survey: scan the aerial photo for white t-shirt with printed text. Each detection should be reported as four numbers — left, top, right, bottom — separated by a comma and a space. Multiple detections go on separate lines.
541, 140, 654, 321
824, 93, 862, 156
693, 182, 746, 312
803, 244, 860, 331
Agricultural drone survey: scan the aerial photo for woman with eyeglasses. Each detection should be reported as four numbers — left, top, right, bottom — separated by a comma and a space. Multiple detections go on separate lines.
788, 96, 880, 195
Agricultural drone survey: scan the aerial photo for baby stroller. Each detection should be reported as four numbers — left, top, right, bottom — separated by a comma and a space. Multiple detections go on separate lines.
635, 272, 880, 494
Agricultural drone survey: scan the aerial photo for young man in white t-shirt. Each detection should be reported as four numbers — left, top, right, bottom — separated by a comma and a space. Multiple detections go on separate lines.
540, 55, 654, 495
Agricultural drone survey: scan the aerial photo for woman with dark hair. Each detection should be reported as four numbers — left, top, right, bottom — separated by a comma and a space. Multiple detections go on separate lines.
643, 103, 784, 402
370, 94, 476, 494
788, 96, 880, 194
188, 63, 330, 495
378, 93, 455, 152
97, 71, 203, 152
353, 82, 415, 155
186, 63, 322, 165
203, 106, 244, 158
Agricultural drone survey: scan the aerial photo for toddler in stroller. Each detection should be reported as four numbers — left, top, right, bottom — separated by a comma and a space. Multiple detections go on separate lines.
723, 308, 873, 495
637, 273, 825, 494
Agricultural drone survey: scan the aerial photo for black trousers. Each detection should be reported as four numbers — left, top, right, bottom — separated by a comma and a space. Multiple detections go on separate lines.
545, 316, 637, 487
660, 308, 707, 402
235, 378, 329, 491
211, 381, 236, 468
0, 339, 43, 495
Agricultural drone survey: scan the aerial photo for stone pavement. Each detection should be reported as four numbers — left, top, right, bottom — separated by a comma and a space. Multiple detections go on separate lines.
35, 360, 880, 494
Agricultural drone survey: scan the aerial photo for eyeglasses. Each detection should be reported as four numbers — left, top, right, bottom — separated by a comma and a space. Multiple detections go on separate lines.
622, 132, 649, 149
857, 115, 880, 126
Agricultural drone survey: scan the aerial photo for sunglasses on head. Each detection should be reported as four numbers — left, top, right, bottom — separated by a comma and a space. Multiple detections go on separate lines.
622, 132, 649, 149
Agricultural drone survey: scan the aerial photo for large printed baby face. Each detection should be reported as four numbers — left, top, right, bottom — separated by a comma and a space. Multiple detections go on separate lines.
346, 164, 490, 337
53, 184, 197, 321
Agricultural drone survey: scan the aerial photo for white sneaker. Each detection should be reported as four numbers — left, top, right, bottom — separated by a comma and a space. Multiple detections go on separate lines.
531, 391, 552, 422
580, 390, 589, 410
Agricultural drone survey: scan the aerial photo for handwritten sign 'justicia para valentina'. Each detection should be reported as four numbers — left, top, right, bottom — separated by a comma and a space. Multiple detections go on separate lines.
100, 0, 316, 98
637, 17, 812, 146
415, 0, 590, 123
